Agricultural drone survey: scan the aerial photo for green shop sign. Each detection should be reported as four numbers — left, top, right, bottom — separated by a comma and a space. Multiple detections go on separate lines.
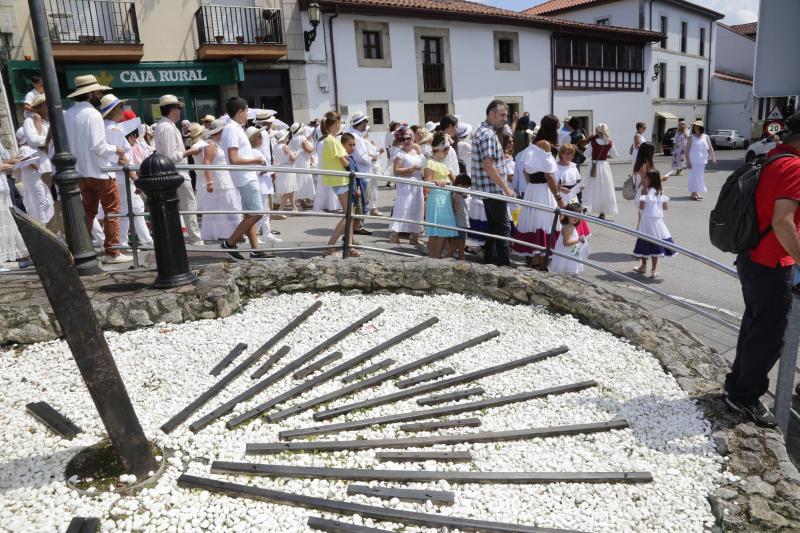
64, 61, 243, 89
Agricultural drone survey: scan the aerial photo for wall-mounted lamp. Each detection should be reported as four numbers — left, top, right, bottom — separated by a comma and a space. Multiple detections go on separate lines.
651, 63, 661, 81
304, 1, 321, 52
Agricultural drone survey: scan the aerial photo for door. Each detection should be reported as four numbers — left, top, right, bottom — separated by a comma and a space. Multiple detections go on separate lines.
423, 103, 449, 124
239, 70, 293, 123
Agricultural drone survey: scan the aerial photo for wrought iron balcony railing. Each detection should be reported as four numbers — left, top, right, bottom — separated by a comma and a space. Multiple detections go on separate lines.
195, 5, 284, 46
46, 0, 140, 44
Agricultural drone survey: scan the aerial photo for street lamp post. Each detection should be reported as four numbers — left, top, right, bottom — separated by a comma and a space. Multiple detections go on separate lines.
28, 0, 102, 275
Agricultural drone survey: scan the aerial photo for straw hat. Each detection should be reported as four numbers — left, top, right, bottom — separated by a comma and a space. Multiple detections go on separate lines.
418, 128, 433, 144
289, 122, 303, 134
189, 122, 205, 140
98, 94, 127, 118
159, 94, 184, 108
350, 111, 368, 126
30, 94, 46, 108
255, 109, 276, 124
456, 123, 472, 139
207, 119, 226, 136
692, 119, 705, 132
67, 74, 111, 98
202, 114, 215, 123
245, 126, 264, 140
273, 129, 290, 143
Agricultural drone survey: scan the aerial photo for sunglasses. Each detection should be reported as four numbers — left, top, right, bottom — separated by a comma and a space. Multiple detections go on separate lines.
401, 137, 413, 142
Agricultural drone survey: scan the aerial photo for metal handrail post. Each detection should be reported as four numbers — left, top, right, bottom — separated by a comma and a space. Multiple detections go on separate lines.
543, 208, 561, 272
775, 295, 800, 439
342, 170, 356, 259
123, 167, 139, 268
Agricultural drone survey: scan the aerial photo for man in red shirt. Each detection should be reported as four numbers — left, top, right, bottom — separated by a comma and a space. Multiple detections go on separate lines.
724, 111, 800, 427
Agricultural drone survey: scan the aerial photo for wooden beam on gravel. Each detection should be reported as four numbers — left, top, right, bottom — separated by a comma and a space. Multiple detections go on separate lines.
293, 352, 343, 380
313, 345, 569, 422
188, 307, 385, 432
279, 381, 596, 440
177, 474, 583, 533
375, 451, 472, 463
159, 300, 322, 434
225, 318, 439, 429
346, 484, 455, 504
395, 368, 455, 389
25, 402, 82, 440
210, 462, 654, 485
340, 359, 396, 384
252, 419, 626, 454
308, 516, 393, 533
400, 418, 482, 432
209, 343, 248, 377
248, 346, 292, 381
417, 387, 485, 406
266, 330, 502, 423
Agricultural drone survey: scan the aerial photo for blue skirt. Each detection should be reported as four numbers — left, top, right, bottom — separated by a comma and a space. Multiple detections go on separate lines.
633, 236, 677, 257
425, 188, 458, 238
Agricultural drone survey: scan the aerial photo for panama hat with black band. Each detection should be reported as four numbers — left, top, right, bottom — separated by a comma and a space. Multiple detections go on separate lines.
67, 74, 111, 98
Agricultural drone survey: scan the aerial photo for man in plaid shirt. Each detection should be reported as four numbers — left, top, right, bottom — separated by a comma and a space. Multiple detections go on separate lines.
472, 99, 515, 266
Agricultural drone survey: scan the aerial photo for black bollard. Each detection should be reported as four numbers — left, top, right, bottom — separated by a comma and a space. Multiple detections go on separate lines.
136, 152, 197, 288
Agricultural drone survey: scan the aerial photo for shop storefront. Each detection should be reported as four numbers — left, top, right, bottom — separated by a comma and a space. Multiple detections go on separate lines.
8, 60, 243, 124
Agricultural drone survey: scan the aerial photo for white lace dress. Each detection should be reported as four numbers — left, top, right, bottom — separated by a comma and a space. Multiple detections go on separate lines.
197, 141, 242, 241
290, 134, 315, 200
0, 174, 27, 262
389, 149, 424, 234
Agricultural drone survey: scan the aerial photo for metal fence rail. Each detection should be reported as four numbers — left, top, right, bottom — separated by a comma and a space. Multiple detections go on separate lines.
107, 162, 798, 434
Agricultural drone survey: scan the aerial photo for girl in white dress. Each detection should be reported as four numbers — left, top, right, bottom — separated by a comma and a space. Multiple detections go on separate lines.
389, 127, 425, 244
685, 120, 717, 201
633, 170, 676, 279
289, 122, 316, 209
583, 123, 618, 219
550, 203, 588, 276
555, 143, 583, 205
272, 129, 298, 213
200, 120, 243, 242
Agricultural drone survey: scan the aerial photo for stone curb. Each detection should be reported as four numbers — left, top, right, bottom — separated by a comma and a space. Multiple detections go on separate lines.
2, 257, 798, 530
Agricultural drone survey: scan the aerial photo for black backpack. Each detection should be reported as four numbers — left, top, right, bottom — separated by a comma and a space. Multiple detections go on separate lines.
709, 153, 797, 253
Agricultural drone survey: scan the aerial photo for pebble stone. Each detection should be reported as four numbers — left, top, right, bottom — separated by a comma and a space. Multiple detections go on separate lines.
0, 292, 728, 532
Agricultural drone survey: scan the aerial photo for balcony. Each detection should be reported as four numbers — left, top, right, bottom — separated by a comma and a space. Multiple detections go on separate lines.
422, 63, 446, 92
46, 0, 143, 62
195, 6, 287, 61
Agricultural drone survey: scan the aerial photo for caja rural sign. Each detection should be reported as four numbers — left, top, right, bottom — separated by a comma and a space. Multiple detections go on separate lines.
64, 62, 240, 89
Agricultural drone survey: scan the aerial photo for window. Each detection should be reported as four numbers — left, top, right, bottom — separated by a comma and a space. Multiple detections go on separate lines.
553, 36, 645, 91
422, 36, 445, 92
596, 17, 610, 25
660, 16, 668, 48
422, 37, 441, 64
498, 39, 513, 63
679, 65, 686, 99
366, 100, 389, 130
362, 31, 382, 60
423, 103, 449, 123
372, 107, 384, 125
659, 62, 667, 98
355, 21, 391, 68
681, 21, 688, 53
697, 68, 704, 100
494, 31, 519, 70
699, 27, 705, 56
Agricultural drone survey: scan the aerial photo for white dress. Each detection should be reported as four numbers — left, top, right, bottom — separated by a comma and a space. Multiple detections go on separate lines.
687, 134, 710, 194
290, 134, 315, 200
389, 149, 424, 234
633, 189, 676, 257
313, 140, 342, 211
556, 162, 582, 204
582, 139, 619, 215
274, 143, 298, 195
0, 172, 27, 262
197, 141, 242, 241
513, 145, 559, 257
18, 148, 54, 224
631, 132, 645, 173
550, 225, 587, 275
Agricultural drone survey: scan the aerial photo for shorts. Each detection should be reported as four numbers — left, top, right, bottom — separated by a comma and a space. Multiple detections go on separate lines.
237, 180, 264, 212
332, 185, 350, 196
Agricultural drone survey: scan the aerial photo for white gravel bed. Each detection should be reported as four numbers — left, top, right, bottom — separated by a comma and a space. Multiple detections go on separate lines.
0, 292, 732, 532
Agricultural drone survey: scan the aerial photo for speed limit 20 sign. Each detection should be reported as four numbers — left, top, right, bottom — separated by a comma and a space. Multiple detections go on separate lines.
766, 121, 783, 136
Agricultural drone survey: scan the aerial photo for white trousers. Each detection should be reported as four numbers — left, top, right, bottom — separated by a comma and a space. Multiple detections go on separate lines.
177, 180, 201, 242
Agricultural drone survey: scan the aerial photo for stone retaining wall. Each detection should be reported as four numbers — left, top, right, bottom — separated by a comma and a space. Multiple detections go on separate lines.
2, 257, 798, 530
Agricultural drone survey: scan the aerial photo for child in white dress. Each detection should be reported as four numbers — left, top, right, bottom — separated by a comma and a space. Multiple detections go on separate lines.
555, 144, 583, 205
633, 170, 676, 279
550, 203, 588, 276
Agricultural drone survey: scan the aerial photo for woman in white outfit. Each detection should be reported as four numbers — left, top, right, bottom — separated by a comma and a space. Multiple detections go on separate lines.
272, 129, 298, 213
389, 127, 425, 244
289, 122, 316, 209
122, 125, 153, 246
630, 121, 646, 175
0, 160, 31, 269
582, 123, 618, 219
199, 119, 243, 242
17, 145, 53, 224
685, 120, 717, 201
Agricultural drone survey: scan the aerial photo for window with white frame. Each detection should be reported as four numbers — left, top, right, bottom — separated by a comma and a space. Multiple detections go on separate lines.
493, 31, 520, 71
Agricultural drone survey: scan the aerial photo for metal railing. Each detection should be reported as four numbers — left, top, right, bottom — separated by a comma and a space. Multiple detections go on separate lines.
108, 162, 799, 438
195, 5, 283, 46
46, 0, 139, 44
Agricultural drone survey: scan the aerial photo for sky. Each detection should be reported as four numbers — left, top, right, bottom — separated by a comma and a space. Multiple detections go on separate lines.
480, 0, 759, 25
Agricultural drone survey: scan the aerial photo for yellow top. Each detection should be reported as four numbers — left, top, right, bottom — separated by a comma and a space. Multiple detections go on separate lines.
321, 136, 349, 187
424, 158, 451, 184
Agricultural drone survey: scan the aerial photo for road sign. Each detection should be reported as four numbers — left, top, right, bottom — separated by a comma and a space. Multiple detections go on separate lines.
767, 106, 784, 121
754, 0, 800, 97
766, 121, 783, 136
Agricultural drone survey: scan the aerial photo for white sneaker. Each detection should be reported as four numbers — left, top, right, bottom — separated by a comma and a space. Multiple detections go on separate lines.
103, 253, 134, 264
259, 233, 283, 244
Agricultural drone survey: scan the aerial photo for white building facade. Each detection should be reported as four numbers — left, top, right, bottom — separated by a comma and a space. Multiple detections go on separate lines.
708, 23, 756, 141
300, 0, 660, 159
526, 0, 722, 148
